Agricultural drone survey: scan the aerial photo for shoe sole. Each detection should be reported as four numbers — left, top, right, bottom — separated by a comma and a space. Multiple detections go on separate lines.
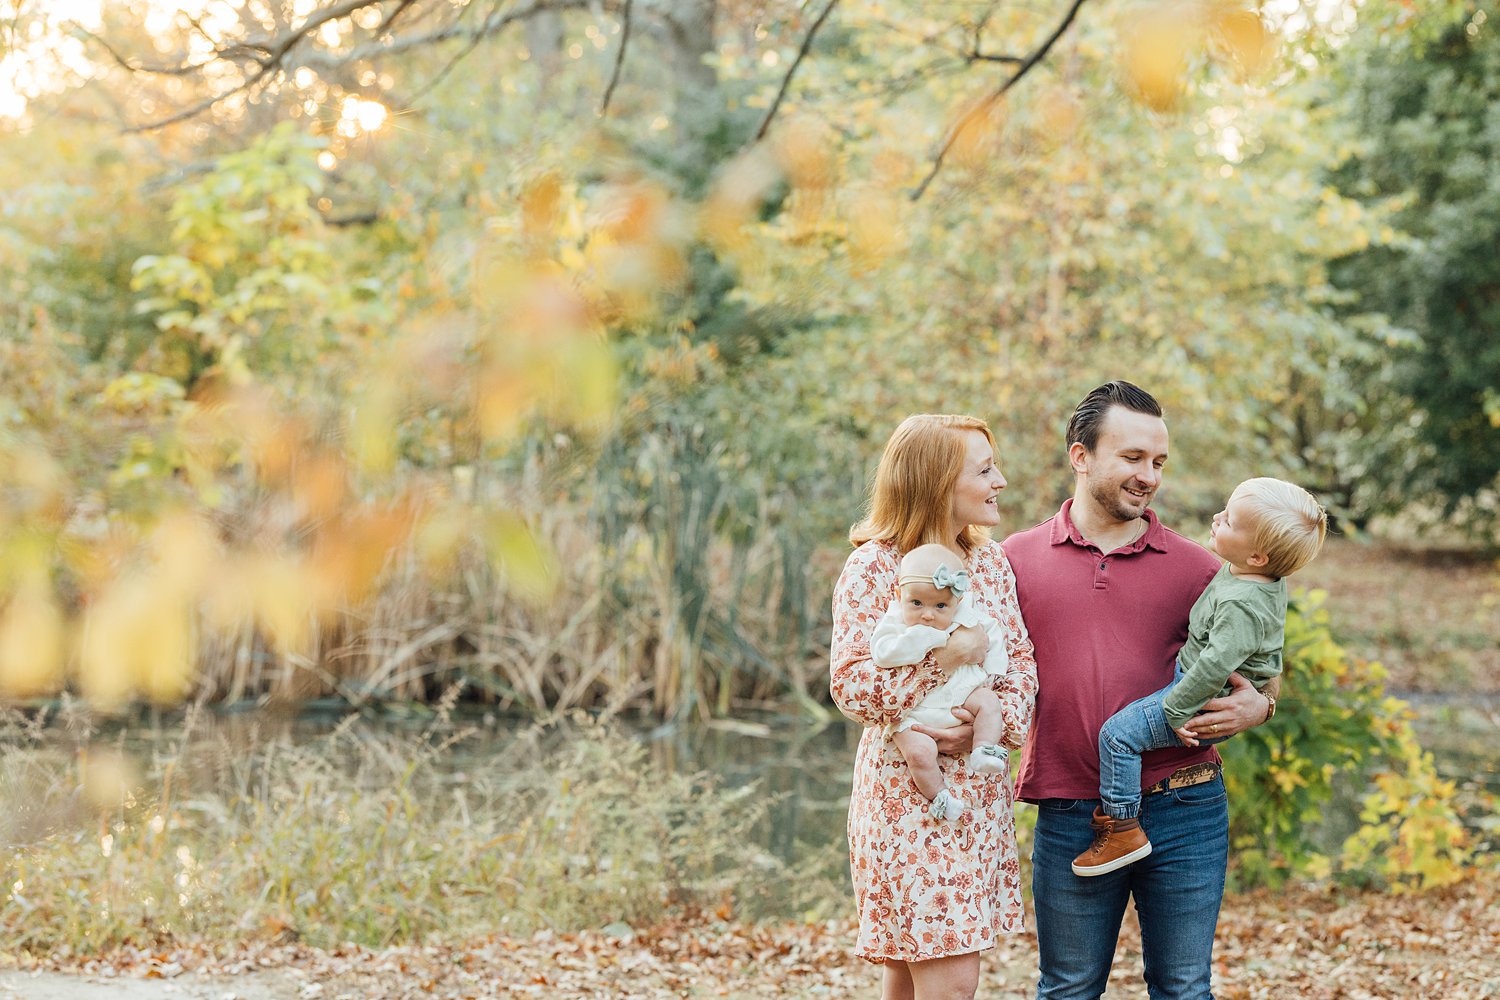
1071, 842, 1152, 877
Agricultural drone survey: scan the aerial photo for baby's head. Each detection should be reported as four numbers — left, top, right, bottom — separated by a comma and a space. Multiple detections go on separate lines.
896, 543, 969, 630
1215, 478, 1328, 579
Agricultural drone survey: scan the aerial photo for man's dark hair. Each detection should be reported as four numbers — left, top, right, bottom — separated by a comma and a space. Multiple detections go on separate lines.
1064, 380, 1163, 453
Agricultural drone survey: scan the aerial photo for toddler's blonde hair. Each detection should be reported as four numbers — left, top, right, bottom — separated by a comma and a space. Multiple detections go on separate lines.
1233, 477, 1327, 579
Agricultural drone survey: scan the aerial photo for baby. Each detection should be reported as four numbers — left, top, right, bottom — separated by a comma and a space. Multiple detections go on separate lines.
871, 542, 1010, 821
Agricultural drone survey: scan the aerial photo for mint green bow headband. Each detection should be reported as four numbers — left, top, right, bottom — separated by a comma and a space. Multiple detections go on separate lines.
897, 563, 969, 595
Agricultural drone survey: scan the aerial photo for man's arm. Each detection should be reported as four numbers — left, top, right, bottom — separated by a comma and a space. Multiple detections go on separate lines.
1190, 671, 1278, 736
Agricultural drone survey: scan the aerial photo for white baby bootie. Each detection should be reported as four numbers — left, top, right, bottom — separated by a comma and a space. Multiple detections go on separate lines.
929, 787, 966, 822
968, 743, 1008, 774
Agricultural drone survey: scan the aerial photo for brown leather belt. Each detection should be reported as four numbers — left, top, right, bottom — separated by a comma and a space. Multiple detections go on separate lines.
1144, 761, 1221, 796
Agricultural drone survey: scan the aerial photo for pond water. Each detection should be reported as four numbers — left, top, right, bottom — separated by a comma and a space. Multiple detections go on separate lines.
9, 692, 1498, 875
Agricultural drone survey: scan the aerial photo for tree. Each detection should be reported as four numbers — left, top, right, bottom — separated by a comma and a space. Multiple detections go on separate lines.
55, 1, 1112, 199
1328, 1, 1500, 526
0, 0, 1392, 713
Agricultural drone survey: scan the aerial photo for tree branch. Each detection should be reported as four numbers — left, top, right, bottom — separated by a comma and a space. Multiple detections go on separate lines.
125, 0, 379, 132
403, 0, 495, 105
598, 0, 634, 116
751, 0, 841, 144
910, 0, 1089, 201
72, 24, 223, 77
377, 0, 422, 36
968, 50, 1025, 65
298, 0, 597, 71
965, 3, 1015, 63
106, 0, 610, 131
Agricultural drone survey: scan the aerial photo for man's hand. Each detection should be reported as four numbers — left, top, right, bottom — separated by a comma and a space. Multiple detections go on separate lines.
1192, 671, 1273, 738
912, 706, 975, 755
934, 624, 987, 673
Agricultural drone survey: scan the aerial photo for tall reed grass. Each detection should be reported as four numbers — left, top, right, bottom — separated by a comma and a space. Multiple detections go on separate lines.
0, 706, 827, 953
178, 428, 839, 721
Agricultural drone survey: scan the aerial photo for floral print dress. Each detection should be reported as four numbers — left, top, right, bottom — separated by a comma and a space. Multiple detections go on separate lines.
830, 538, 1037, 964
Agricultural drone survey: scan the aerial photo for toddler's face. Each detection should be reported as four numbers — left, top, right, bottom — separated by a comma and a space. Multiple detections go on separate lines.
898, 580, 959, 630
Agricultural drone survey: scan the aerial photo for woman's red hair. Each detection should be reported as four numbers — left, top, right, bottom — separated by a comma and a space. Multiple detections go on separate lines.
849, 414, 995, 555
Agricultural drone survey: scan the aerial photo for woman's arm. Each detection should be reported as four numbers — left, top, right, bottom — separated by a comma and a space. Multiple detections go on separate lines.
829, 543, 948, 728
986, 548, 1038, 750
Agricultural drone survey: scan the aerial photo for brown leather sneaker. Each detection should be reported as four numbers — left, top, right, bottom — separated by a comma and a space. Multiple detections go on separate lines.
1071, 808, 1152, 876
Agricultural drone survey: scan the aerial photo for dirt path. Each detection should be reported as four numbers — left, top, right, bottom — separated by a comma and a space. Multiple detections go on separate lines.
0, 970, 301, 999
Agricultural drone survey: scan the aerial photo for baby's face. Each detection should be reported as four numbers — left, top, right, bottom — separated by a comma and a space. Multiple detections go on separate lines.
898, 580, 959, 630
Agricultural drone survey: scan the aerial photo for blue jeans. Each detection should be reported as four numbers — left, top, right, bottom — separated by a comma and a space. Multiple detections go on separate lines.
1032, 777, 1230, 999
1098, 674, 1227, 820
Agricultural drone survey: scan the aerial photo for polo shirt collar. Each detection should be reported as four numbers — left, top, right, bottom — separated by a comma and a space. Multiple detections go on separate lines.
1050, 498, 1169, 554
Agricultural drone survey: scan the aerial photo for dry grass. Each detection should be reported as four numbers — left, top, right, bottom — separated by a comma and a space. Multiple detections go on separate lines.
185, 532, 1496, 715
0, 712, 793, 954
1296, 537, 1500, 693
177, 500, 826, 720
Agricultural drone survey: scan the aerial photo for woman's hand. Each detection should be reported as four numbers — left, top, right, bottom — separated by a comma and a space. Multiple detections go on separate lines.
1190, 672, 1274, 738
913, 706, 976, 756
935, 624, 987, 673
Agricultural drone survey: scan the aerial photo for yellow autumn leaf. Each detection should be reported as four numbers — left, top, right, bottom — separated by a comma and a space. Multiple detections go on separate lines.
948, 97, 1004, 169
774, 117, 836, 192
0, 585, 65, 699
485, 512, 557, 602
247, 555, 317, 655
78, 578, 194, 708
1120, 5, 1201, 112
1211, 5, 1275, 79
350, 382, 399, 475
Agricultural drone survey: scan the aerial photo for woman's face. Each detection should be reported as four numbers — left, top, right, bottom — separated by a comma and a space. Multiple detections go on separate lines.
949, 430, 1006, 533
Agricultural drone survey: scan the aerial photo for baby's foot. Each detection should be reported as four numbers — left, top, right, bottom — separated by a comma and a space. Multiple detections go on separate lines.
968, 743, 1008, 774
929, 788, 966, 822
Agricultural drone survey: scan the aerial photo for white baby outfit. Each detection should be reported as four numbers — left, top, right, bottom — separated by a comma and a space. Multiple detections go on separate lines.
870, 593, 1010, 734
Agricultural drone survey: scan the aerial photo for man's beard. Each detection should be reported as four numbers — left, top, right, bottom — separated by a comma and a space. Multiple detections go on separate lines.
1087, 475, 1151, 523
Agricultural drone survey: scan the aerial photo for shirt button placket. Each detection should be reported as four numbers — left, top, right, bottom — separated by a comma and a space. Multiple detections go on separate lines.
1094, 557, 1108, 590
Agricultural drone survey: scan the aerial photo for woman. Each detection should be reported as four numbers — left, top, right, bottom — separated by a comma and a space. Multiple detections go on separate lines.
831, 413, 1037, 1000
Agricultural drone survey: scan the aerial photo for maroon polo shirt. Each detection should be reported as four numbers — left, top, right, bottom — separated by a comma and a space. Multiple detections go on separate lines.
1005, 500, 1222, 802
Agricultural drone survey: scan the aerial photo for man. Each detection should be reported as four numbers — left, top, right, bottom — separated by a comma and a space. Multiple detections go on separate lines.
1004, 380, 1278, 999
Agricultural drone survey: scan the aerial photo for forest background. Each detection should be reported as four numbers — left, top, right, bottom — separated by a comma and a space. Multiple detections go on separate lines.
0, 0, 1498, 996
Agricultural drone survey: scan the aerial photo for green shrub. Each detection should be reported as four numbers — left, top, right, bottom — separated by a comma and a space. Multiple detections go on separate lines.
1224, 589, 1474, 889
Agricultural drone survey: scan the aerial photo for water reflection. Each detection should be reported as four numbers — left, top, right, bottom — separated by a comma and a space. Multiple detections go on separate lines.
5, 695, 1494, 866
644, 716, 860, 865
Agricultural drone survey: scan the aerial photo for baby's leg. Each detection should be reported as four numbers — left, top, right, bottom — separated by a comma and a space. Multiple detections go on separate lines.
894, 728, 946, 802
963, 686, 1008, 774
963, 686, 1003, 747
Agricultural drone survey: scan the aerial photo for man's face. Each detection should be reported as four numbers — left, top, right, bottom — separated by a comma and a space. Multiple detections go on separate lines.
1073, 406, 1169, 523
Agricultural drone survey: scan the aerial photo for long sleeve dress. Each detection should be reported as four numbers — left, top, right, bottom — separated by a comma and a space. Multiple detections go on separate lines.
830, 538, 1037, 964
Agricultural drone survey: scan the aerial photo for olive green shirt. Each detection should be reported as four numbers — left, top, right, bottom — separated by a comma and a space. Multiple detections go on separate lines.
1162, 563, 1287, 728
